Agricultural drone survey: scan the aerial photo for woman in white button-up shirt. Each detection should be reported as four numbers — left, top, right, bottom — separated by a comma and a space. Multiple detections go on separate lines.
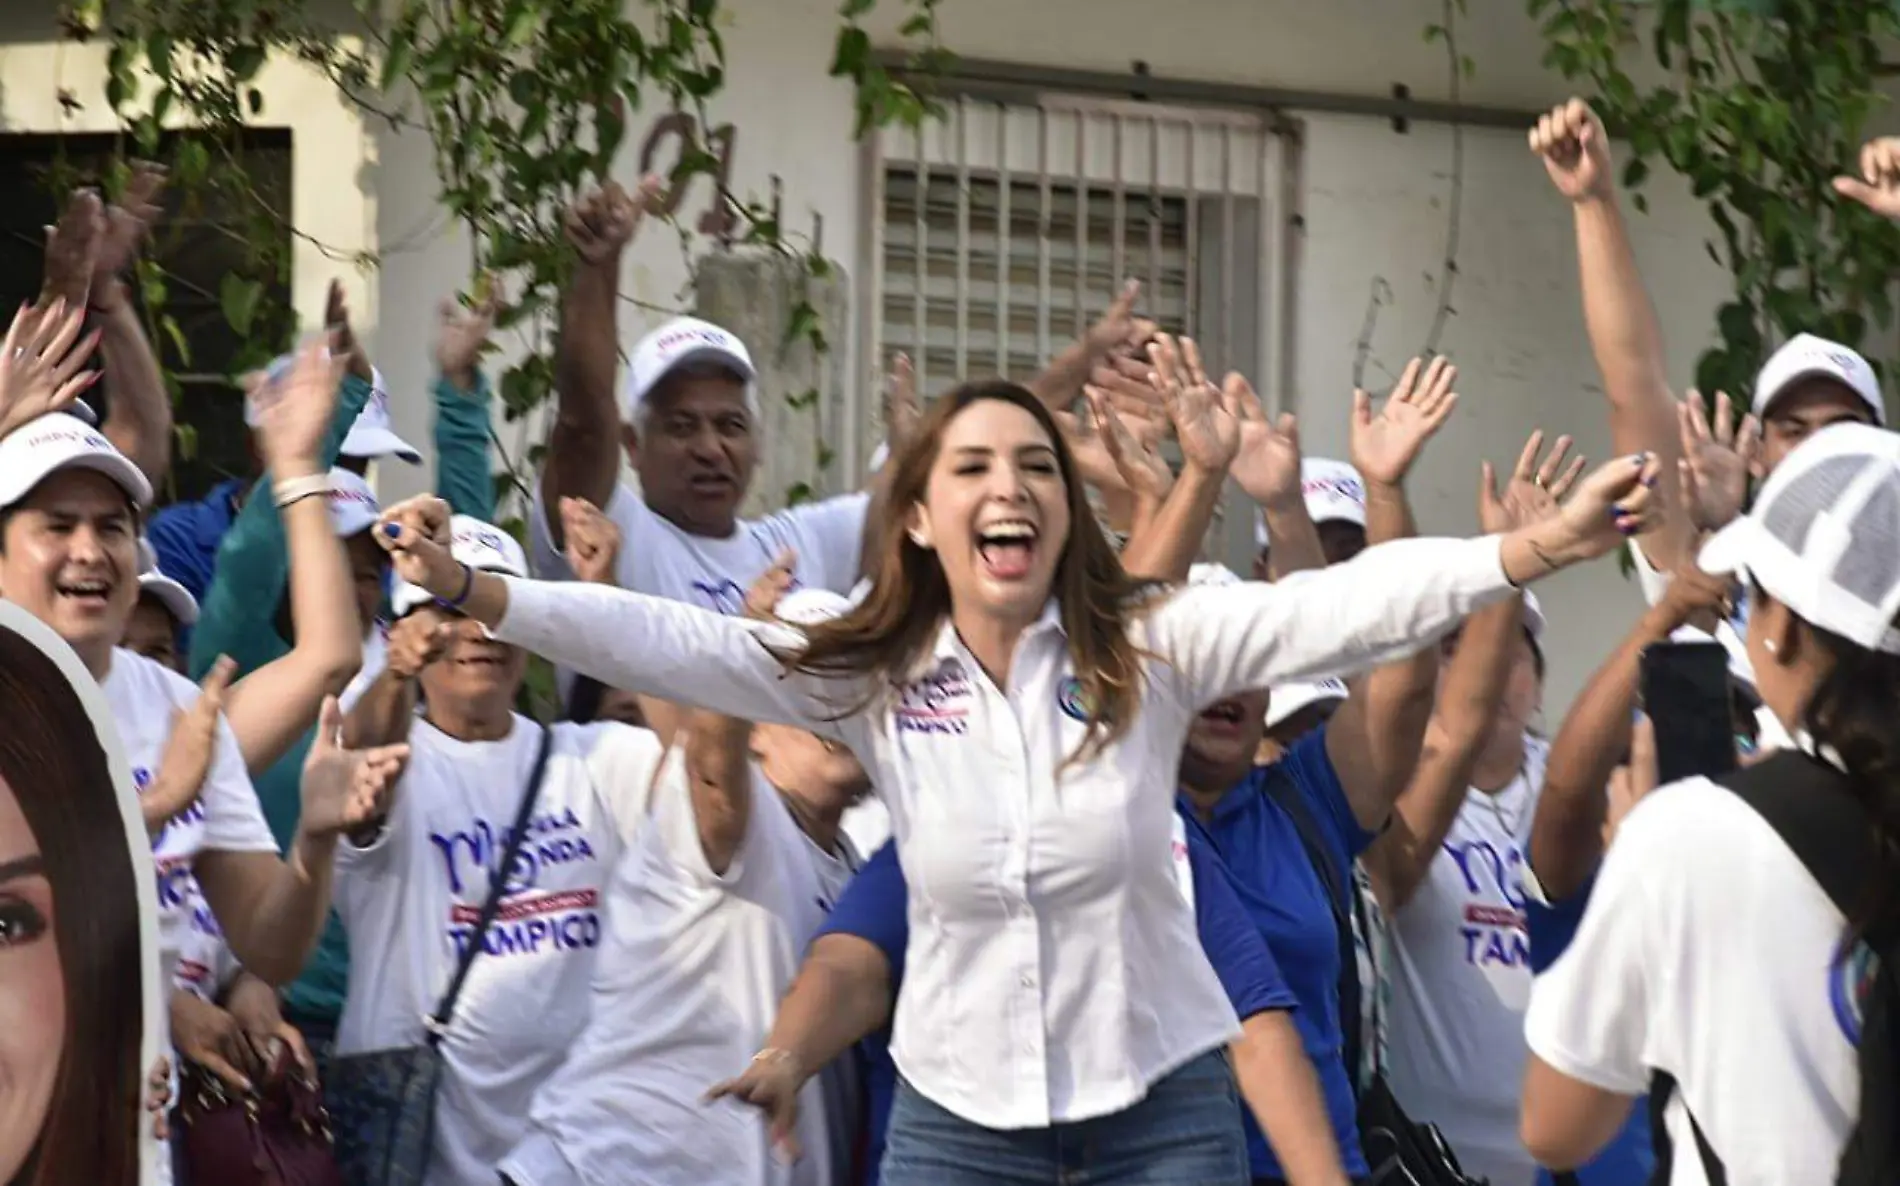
378, 378, 1657, 1185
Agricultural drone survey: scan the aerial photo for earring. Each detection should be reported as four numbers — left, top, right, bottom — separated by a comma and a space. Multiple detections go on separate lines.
1765, 639, 1778, 655
908, 529, 928, 548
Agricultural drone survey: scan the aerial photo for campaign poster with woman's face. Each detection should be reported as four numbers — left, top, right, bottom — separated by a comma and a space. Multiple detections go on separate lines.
0, 601, 160, 1186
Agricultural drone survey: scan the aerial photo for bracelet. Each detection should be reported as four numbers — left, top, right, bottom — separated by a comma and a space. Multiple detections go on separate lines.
751, 1047, 799, 1071
272, 473, 331, 509
447, 561, 475, 608
278, 489, 327, 510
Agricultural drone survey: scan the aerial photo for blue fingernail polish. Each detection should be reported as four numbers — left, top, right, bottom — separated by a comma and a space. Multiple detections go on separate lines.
382, 522, 401, 538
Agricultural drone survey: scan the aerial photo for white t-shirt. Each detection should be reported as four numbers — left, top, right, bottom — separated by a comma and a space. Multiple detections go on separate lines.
101, 648, 281, 994
339, 622, 388, 714
174, 878, 238, 1001
333, 716, 665, 1186
1386, 735, 1551, 1186
500, 746, 860, 1186
528, 480, 868, 700
1525, 775, 1860, 1183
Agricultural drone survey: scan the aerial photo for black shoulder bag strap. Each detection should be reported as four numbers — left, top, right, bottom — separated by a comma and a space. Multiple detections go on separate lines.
1260, 766, 1364, 1096
424, 722, 556, 1048
1643, 750, 1878, 1186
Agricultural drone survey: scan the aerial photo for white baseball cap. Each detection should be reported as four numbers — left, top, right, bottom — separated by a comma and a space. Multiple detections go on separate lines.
390, 514, 530, 619
326, 468, 381, 538
246, 357, 422, 464
132, 535, 199, 625
340, 369, 421, 463
1254, 457, 1369, 547
1698, 421, 1900, 655
1752, 333, 1885, 425
137, 570, 199, 626
1265, 679, 1349, 729
622, 316, 759, 426
0, 411, 152, 510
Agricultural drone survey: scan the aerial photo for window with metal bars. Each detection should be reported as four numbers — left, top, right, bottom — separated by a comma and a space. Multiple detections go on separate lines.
868, 96, 1280, 402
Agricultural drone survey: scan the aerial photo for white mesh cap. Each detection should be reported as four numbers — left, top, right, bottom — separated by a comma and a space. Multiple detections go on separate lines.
1698, 422, 1900, 654
1253, 457, 1369, 547
389, 514, 529, 619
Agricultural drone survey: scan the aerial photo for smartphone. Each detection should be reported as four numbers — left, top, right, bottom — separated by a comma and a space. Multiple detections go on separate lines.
1639, 641, 1738, 785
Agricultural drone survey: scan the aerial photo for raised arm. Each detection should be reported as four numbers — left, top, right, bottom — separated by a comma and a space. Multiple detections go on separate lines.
376, 495, 856, 735
1322, 354, 1468, 830
541, 178, 661, 549
1118, 336, 1242, 581
1529, 565, 1727, 898
193, 698, 408, 984
1224, 367, 1322, 581
1150, 444, 1657, 709
558, 494, 683, 745
221, 339, 366, 771
431, 284, 499, 520
1027, 279, 1157, 415
1532, 99, 1691, 574
1363, 436, 1577, 909
80, 169, 173, 486
340, 608, 448, 750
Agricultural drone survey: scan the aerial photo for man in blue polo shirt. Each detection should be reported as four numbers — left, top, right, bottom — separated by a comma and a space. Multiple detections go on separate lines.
708, 814, 1353, 1185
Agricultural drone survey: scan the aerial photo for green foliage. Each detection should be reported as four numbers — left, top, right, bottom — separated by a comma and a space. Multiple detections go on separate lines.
1527, 0, 1900, 397
55, 0, 948, 517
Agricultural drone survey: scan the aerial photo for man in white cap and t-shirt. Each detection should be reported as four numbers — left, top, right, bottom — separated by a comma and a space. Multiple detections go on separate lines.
534, 181, 871, 666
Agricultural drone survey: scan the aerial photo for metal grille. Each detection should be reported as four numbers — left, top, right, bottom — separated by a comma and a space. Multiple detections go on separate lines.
864, 94, 1285, 408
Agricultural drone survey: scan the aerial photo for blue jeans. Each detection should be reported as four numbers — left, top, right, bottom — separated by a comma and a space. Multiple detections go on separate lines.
881, 1049, 1248, 1185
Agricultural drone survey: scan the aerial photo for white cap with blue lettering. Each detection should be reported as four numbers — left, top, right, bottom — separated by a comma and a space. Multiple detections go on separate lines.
390, 514, 530, 618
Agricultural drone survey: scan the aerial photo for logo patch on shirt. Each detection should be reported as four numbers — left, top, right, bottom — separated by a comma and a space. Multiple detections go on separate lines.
1830, 938, 1879, 1046
895, 659, 971, 735
1056, 675, 1093, 722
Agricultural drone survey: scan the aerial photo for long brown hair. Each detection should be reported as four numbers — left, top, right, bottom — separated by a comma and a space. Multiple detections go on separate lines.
793, 380, 1151, 758
0, 624, 143, 1186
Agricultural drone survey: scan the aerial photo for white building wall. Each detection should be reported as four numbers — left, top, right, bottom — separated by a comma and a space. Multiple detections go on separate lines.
0, 0, 1853, 710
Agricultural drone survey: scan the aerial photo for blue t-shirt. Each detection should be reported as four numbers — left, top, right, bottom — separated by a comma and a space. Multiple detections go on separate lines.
1189, 727, 1373, 1180
817, 810, 1296, 1186
147, 478, 247, 606
1527, 870, 1654, 1185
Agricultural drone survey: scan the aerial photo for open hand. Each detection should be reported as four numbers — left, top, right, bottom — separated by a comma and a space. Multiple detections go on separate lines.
560, 496, 622, 585
91, 162, 166, 311
1677, 389, 1759, 534
39, 190, 106, 310
1084, 279, 1157, 358
299, 697, 411, 839
249, 334, 345, 478
435, 279, 499, 391
0, 300, 103, 439
882, 352, 923, 462
324, 280, 374, 382
1351, 355, 1458, 487
146, 656, 236, 836
1478, 430, 1586, 535
1225, 373, 1302, 509
1084, 384, 1174, 503
1833, 137, 1900, 221
1530, 98, 1612, 204
1153, 334, 1238, 473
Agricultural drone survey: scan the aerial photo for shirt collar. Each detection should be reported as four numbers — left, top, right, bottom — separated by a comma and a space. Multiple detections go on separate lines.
920, 598, 1065, 668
